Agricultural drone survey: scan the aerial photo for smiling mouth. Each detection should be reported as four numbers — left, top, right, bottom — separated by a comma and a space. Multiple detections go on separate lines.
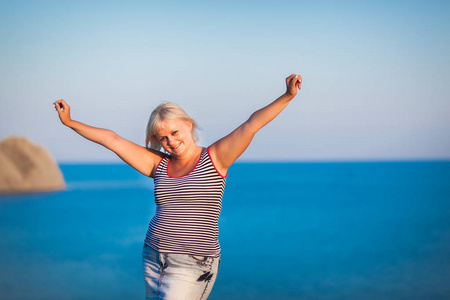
171, 143, 181, 151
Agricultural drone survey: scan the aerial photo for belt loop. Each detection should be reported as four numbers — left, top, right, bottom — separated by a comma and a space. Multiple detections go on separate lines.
159, 252, 168, 270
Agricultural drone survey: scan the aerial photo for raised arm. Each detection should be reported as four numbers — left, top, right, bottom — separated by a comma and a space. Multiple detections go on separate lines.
209, 74, 302, 175
53, 99, 163, 177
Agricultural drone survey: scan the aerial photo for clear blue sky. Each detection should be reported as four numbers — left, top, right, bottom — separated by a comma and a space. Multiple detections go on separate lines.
1, 0, 449, 162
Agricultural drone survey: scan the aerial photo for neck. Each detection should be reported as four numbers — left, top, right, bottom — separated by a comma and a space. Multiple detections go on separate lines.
172, 144, 202, 162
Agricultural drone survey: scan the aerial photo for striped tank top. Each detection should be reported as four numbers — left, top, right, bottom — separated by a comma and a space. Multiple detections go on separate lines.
144, 147, 226, 257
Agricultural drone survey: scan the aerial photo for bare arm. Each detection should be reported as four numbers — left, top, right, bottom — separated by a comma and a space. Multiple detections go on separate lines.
53, 100, 163, 177
209, 74, 302, 175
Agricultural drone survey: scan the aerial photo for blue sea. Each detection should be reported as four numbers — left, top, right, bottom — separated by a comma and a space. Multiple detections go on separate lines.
1, 161, 449, 300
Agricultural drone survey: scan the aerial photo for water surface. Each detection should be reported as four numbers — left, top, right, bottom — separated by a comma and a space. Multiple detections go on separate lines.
1, 162, 449, 299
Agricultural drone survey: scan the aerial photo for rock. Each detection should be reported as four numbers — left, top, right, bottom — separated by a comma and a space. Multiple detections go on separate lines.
0, 136, 66, 194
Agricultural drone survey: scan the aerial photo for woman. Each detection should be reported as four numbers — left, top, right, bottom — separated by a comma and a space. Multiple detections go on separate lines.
54, 74, 302, 299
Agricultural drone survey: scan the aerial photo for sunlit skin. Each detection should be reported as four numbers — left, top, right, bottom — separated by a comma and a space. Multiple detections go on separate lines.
53, 74, 302, 178
155, 119, 203, 176
52, 73, 301, 297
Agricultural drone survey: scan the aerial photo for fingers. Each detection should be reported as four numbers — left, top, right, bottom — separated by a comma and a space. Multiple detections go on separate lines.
53, 99, 69, 113
54, 100, 62, 113
286, 74, 297, 86
297, 75, 302, 89
53, 99, 66, 107
286, 74, 302, 90
53, 99, 73, 125
286, 74, 302, 84
286, 74, 297, 81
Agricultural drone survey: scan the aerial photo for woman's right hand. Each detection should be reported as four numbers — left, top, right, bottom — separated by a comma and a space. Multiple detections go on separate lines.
51, 99, 163, 177
53, 99, 72, 126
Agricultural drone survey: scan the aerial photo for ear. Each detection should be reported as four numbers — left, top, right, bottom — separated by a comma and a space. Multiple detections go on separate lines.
186, 121, 192, 128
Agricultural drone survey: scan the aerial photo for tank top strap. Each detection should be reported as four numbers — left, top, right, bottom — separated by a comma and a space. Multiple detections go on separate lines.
155, 154, 170, 177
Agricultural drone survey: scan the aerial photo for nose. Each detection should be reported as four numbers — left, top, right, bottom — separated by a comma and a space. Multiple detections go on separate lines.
166, 136, 175, 146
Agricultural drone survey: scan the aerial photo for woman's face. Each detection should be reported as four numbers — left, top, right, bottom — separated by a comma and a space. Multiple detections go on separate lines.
155, 118, 194, 156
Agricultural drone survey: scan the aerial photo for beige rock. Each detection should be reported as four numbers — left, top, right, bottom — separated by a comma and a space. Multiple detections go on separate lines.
0, 136, 66, 194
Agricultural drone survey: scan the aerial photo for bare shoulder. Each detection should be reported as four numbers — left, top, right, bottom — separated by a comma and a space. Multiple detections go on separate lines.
146, 148, 166, 177
146, 147, 165, 162
207, 143, 228, 177
207, 122, 254, 175
108, 134, 166, 177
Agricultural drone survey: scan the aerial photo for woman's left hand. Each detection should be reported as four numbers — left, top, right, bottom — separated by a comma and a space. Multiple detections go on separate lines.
285, 74, 302, 97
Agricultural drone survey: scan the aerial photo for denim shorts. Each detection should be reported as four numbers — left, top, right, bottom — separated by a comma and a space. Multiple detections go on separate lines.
142, 245, 220, 300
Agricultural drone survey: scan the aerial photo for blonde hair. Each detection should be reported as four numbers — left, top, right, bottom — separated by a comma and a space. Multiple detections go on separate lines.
145, 102, 199, 150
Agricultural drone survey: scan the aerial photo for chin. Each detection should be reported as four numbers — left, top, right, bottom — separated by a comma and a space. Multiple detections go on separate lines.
170, 143, 185, 155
